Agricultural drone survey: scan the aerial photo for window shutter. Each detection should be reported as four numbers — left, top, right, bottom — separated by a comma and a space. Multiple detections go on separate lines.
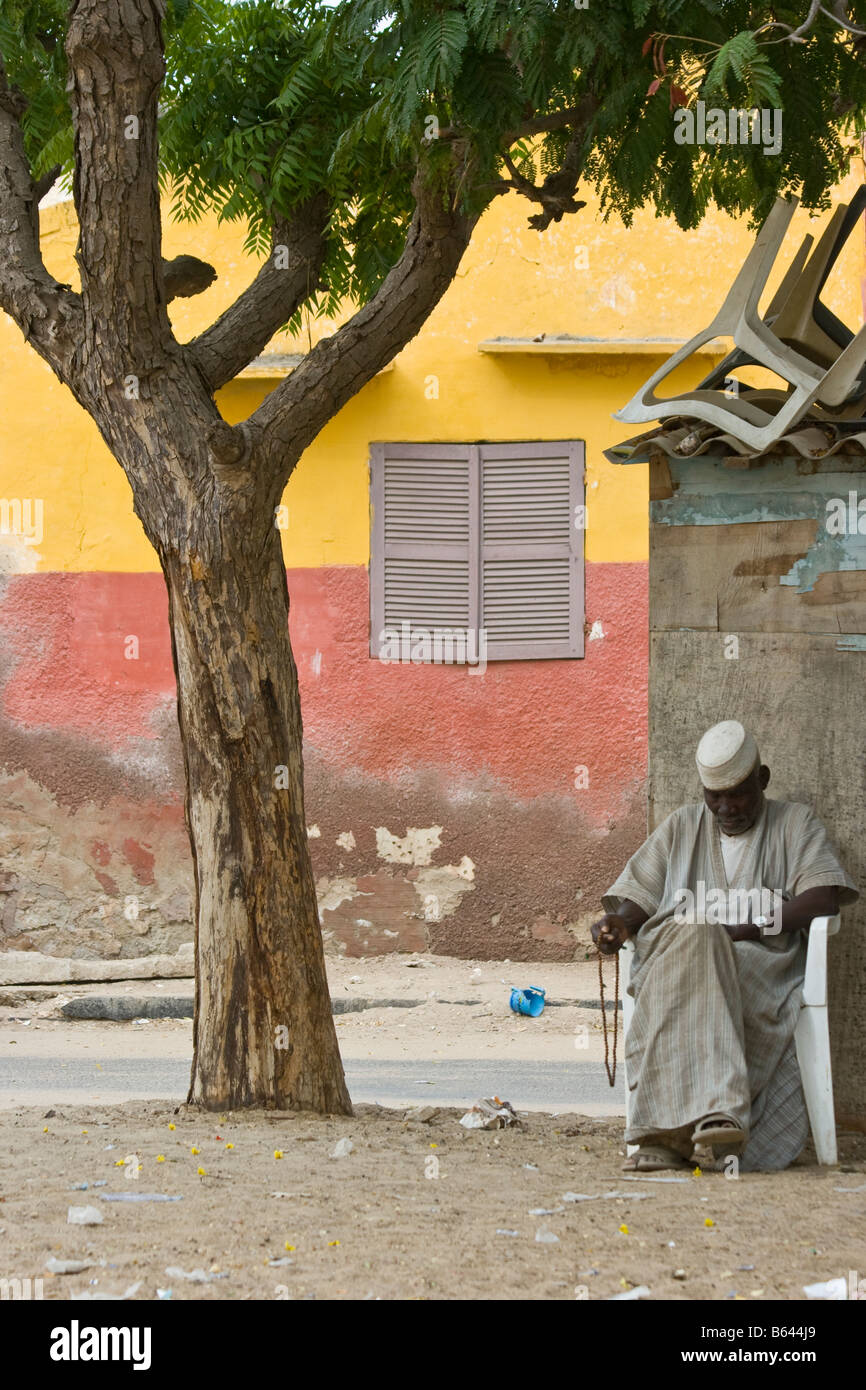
370, 443, 478, 659
479, 441, 584, 659
370, 440, 584, 662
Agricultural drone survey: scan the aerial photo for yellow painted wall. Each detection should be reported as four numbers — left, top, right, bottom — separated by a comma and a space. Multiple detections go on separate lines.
2, 168, 864, 572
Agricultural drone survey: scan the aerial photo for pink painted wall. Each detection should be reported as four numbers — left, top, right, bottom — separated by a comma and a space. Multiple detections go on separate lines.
0, 562, 647, 958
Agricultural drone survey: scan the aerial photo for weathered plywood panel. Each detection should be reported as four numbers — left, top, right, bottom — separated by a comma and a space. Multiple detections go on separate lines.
648, 629, 866, 1128
649, 456, 675, 501
651, 520, 866, 633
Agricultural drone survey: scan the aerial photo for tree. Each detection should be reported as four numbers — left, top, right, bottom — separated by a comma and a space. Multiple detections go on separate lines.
1, 0, 865, 1111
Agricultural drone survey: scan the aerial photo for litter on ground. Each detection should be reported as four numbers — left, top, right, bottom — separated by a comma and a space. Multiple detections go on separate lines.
459, 1097, 520, 1130
67, 1205, 103, 1226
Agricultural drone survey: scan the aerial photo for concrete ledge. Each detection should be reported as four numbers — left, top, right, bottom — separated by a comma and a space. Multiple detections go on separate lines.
61, 996, 195, 1020
0, 944, 194, 986
59, 994, 427, 1021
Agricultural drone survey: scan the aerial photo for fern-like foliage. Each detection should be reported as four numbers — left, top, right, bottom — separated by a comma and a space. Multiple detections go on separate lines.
704, 31, 783, 108
3, 0, 866, 311
0, 0, 70, 177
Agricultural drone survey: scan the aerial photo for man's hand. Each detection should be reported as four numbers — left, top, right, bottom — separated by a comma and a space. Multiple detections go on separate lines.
723, 923, 761, 943
591, 913, 633, 955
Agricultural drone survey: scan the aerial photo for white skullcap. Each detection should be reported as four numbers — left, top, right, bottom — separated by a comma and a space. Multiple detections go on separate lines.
695, 720, 760, 791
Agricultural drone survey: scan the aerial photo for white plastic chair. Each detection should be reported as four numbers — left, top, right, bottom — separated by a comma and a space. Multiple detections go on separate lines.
619, 914, 841, 1164
614, 191, 866, 450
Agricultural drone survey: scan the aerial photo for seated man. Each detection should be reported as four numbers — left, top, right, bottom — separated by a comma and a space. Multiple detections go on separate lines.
591, 720, 858, 1172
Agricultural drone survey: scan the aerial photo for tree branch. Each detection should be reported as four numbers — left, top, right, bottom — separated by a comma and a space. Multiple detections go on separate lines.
246, 159, 486, 488
163, 254, 218, 302
438, 97, 599, 148
502, 94, 600, 147
34, 163, 62, 203
499, 111, 595, 231
66, 0, 170, 360
762, 1, 866, 41
0, 55, 82, 381
185, 195, 329, 395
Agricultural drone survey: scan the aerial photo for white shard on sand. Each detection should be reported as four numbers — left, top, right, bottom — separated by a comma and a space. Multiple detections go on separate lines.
70, 1281, 142, 1301
535, 1228, 560, 1244
164, 1266, 228, 1283
562, 1191, 656, 1203
803, 1277, 847, 1300
67, 1205, 103, 1226
45, 1257, 93, 1275
459, 1111, 486, 1129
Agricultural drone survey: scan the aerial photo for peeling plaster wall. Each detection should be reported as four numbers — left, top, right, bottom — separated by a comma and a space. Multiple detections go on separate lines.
0, 562, 647, 960
648, 451, 866, 1127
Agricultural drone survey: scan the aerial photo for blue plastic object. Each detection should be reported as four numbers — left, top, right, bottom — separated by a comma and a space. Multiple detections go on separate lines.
509, 986, 546, 1017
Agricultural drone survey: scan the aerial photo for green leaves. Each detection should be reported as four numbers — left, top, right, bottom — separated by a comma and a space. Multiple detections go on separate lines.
4, 0, 866, 310
704, 31, 758, 97
0, 0, 71, 177
418, 10, 469, 90
703, 30, 783, 108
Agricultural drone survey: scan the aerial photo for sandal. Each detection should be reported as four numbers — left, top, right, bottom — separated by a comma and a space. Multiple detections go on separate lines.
622, 1144, 691, 1172
691, 1114, 746, 1147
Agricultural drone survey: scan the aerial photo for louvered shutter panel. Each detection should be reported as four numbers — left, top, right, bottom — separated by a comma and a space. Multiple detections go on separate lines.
370, 441, 583, 662
479, 441, 584, 659
370, 443, 478, 659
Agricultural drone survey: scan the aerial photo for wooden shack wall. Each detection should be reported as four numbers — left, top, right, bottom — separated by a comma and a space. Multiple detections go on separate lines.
648, 453, 866, 1130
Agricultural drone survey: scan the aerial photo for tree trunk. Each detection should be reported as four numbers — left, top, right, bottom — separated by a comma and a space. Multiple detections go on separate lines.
4, 0, 486, 1117
161, 501, 351, 1113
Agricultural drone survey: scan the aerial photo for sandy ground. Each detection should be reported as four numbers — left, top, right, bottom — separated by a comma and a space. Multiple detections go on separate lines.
1, 951, 864, 1301
1, 1101, 865, 1302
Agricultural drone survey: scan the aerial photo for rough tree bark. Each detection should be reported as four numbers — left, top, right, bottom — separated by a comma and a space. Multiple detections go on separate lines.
0, 0, 495, 1109
163, 503, 351, 1110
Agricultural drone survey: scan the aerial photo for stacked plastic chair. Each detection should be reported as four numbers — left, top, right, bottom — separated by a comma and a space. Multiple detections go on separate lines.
614, 188, 866, 453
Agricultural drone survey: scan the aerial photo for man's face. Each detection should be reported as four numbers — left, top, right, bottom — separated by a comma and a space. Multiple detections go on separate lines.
703, 764, 769, 835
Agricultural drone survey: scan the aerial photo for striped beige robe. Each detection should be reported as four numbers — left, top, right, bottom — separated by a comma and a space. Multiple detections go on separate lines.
603, 798, 858, 1170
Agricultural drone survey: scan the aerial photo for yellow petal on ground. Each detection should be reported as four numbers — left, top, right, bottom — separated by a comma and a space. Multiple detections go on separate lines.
692, 1166, 702, 1177
704, 1218, 715, 1227
284, 1243, 295, 1252
274, 1150, 283, 1159
191, 1147, 200, 1155
156, 1155, 165, 1163
168, 1123, 175, 1130
197, 1167, 207, 1176
226, 1143, 234, 1150
619, 1225, 629, 1235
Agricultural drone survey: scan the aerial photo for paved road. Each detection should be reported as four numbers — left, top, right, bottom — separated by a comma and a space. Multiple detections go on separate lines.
0, 1055, 625, 1115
